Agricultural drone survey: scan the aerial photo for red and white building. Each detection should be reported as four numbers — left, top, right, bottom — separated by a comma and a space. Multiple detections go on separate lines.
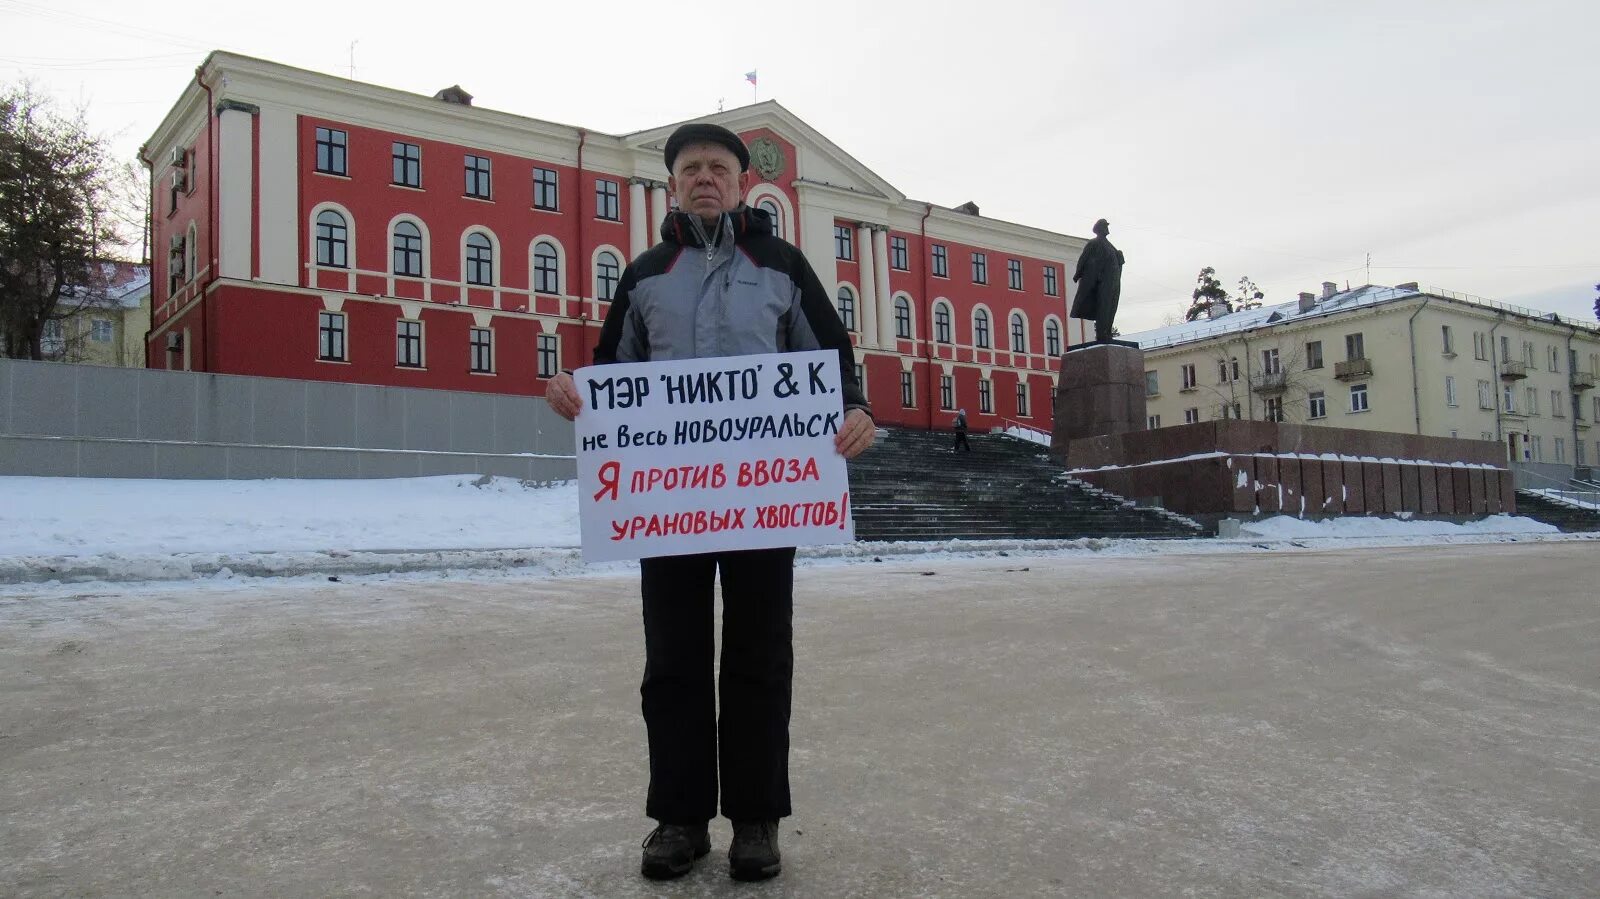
143, 52, 1091, 432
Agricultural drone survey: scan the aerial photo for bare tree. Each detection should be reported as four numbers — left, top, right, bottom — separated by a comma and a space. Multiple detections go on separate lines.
0, 83, 125, 360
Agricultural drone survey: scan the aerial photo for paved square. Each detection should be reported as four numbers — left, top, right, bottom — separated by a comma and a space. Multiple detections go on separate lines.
3, 542, 1596, 896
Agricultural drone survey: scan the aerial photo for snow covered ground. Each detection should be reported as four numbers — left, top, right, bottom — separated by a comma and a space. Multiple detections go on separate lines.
0, 474, 1584, 591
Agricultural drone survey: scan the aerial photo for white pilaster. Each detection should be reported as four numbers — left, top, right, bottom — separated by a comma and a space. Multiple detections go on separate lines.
257, 104, 298, 284
217, 106, 254, 279
649, 184, 669, 243
856, 223, 878, 347
628, 180, 648, 260
873, 227, 893, 348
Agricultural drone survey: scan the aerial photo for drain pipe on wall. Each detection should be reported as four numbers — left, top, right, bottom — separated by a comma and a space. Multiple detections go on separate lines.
1406, 297, 1430, 434
575, 129, 588, 364
920, 203, 934, 432
1489, 311, 1507, 450
197, 64, 217, 372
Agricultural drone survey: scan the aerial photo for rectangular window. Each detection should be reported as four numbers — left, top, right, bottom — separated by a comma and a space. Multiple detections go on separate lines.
1264, 396, 1283, 422
595, 179, 620, 220
971, 252, 987, 284
1478, 379, 1493, 410
1261, 347, 1281, 374
470, 327, 493, 374
1308, 391, 1327, 419
978, 378, 992, 414
537, 334, 559, 378
465, 155, 492, 199
315, 127, 347, 176
533, 167, 559, 211
900, 370, 915, 408
1349, 383, 1369, 413
1445, 375, 1457, 407
90, 319, 113, 342
1531, 435, 1543, 461
940, 374, 954, 410
1345, 332, 1365, 361
1016, 381, 1030, 417
318, 311, 346, 361
1504, 384, 1516, 412
1554, 437, 1566, 463
931, 244, 948, 277
392, 142, 420, 187
1007, 258, 1022, 290
1306, 340, 1323, 369
1043, 265, 1059, 297
1217, 357, 1240, 382
396, 320, 423, 367
890, 235, 908, 270
1524, 341, 1535, 366
834, 225, 853, 260
1145, 370, 1160, 397
1474, 331, 1488, 360
1500, 334, 1511, 363
1441, 325, 1454, 356
1527, 386, 1539, 416
1184, 407, 1200, 424
1181, 363, 1196, 389
1145, 414, 1160, 429
1552, 390, 1564, 418
1549, 345, 1560, 372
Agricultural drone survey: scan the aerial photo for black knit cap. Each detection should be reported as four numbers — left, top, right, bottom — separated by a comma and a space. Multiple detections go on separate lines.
664, 123, 750, 173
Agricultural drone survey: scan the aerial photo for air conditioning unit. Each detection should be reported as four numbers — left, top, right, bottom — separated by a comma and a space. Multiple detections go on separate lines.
172, 169, 188, 192
166, 332, 184, 352
169, 146, 187, 168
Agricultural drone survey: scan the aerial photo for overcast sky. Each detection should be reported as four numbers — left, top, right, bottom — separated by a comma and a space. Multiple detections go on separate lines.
4, 0, 1596, 332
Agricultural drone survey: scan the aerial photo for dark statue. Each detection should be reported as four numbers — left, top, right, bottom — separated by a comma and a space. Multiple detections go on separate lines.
1071, 218, 1124, 343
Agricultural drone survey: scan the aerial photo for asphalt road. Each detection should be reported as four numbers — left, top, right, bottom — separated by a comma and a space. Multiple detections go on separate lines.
3, 542, 1597, 897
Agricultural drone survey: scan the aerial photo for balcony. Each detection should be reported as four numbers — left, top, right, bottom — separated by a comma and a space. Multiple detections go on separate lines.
1500, 360, 1528, 380
1571, 369, 1596, 391
1334, 358, 1372, 381
1251, 370, 1288, 394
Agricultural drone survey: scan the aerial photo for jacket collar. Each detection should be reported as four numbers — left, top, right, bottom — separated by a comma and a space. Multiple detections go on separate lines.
659, 204, 771, 248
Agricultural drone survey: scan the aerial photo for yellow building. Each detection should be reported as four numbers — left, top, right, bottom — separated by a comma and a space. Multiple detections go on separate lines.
40, 263, 151, 368
1126, 282, 1600, 484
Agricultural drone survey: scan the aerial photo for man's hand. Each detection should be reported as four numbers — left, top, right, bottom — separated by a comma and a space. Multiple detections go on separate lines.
546, 372, 583, 421
834, 408, 875, 459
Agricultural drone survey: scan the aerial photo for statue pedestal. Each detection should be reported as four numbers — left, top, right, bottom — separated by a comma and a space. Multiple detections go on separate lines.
1050, 342, 1147, 457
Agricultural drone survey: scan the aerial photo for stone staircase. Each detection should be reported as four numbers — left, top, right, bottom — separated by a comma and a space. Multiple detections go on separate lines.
847, 427, 1203, 541
1514, 490, 1600, 533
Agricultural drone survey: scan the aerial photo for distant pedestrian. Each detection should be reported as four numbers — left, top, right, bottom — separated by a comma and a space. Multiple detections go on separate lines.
953, 409, 971, 452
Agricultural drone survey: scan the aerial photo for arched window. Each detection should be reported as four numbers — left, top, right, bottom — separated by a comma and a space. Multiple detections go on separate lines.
315, 210, 347, 268
533, 241, 560, 294
934, 303, 952, 344
392, 221, 423, 276
758, 198, 781, 237
894, 296, 912, 339
836, 286, 856, 331
465, 232, 493, 286
1010, 312, 1027, 352
595, 251, 621, 300
974, 309, 990, 348
1045, 319, 1061, 356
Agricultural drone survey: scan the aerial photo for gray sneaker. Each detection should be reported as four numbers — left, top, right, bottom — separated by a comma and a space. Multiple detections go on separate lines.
640, 822, 711, 880
729, 820, 782, 881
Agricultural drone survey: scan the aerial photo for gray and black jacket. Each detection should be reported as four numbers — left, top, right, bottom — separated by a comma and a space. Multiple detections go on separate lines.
593, 205, 870, 415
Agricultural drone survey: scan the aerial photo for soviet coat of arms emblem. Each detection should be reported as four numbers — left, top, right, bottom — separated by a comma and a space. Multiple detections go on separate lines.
749, 137, 786, 182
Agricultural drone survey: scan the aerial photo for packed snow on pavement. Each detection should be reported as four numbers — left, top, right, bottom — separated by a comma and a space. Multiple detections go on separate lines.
0, 474, 1580, 592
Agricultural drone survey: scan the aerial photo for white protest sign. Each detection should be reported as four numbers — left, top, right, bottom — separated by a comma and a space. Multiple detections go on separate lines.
574, 350, 855, 562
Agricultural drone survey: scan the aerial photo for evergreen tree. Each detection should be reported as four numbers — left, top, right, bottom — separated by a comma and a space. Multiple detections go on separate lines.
1235, 276, 1265, 311
1184, 267, 1232, 321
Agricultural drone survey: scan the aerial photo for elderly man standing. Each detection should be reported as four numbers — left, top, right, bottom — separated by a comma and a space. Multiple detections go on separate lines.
545, 122, 874, 882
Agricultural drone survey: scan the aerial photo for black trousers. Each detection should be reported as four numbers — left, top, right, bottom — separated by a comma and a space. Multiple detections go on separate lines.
954, 430, 971, 451
639, 547, 795, 824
